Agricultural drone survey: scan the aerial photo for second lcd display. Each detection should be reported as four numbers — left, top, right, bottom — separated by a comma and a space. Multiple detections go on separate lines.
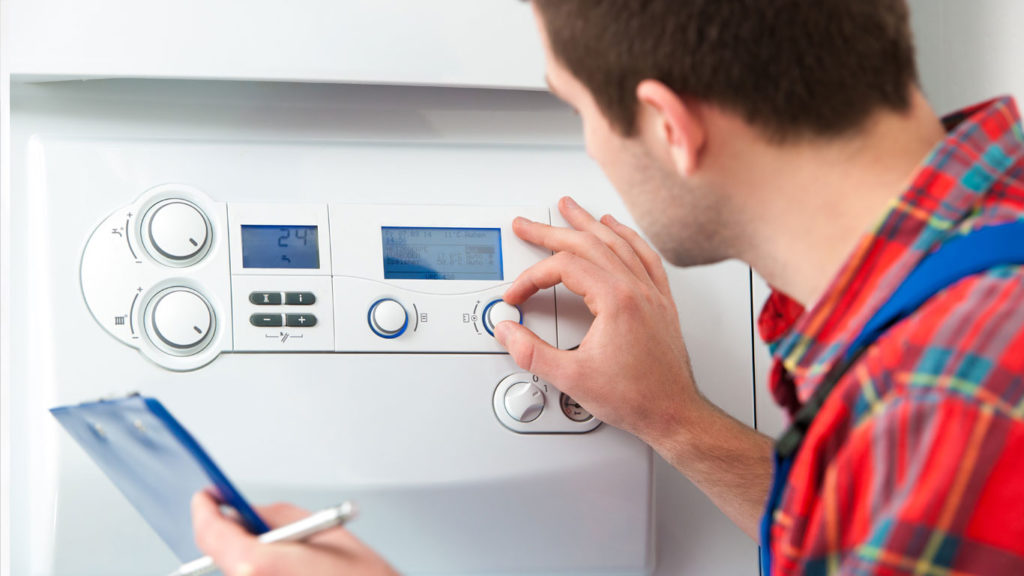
382, 227, 503, 280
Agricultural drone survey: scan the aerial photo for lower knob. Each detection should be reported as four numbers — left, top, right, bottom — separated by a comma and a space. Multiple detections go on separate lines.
504, 381, 545, 423
147, 287, 214, 355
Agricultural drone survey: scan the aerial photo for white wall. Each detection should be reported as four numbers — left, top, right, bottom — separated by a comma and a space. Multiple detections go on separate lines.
910, 0, 1024, 114
0, 0, 12, 574
7, 0, 546, 90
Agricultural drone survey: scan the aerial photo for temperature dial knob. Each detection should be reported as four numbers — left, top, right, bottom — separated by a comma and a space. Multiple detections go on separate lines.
143, 200, 210, 265
483, 299, 522, 336
504, 381, 545, 422
369, 298, 408, 338
147, 288, 214, 354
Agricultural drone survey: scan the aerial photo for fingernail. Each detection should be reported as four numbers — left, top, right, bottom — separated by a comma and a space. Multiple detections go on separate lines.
563, 196, 579, 209
604, 214, 618, 225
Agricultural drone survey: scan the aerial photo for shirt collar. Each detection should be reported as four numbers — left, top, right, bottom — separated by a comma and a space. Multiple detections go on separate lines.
764, 96, 1024, 401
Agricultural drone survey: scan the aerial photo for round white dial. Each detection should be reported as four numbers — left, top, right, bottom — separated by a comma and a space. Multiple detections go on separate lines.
150, 289, 213, 350
484, 300, 522, 335
147, 201, 209, 261
370, 299, 408, 337
504, 381, 545, 423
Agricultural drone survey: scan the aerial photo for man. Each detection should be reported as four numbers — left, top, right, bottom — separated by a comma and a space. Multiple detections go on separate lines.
193, 0, 1024, 573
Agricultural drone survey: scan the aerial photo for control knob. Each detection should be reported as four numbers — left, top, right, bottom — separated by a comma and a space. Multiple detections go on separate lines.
504, 381, 545, 422
369, 298, 408, 338
147, 288, 214, 354
143, 200, 210, 265
483, 299, 522, 337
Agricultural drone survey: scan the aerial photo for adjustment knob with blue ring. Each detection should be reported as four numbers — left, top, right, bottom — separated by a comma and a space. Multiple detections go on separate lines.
483, 299, 523, 337
368, 298, 408, 339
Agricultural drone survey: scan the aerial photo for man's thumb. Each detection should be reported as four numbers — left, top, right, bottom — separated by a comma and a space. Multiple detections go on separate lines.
493, 321, 564, 381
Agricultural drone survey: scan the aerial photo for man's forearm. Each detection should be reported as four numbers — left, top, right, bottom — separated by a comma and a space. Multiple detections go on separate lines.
648, 398, 774, 541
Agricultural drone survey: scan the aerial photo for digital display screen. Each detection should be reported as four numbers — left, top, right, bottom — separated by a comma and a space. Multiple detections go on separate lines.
241, 225, 320, 269
382, 227, 503, 280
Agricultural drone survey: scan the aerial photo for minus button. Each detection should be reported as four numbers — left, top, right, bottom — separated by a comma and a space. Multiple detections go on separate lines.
250, 313, 283, 327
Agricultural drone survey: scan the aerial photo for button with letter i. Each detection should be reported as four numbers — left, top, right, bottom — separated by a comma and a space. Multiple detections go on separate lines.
285, 292, 316, 305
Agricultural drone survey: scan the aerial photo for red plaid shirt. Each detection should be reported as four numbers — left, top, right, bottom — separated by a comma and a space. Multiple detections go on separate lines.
760, 97, 1024, 575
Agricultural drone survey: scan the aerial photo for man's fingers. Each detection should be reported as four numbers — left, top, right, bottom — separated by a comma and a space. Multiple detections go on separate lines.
494, 321, 575, 385
192, 492, 260, 573
241, 541, 364, 576
255, 502, 311, 528
513, 198, 661, 294
600, 214, 673, 298
558, 196, 652, 285
193, 494, 399, 576
512, 216, 631, 277
256, 502, 365, 551
193, 496, 364, 575
502, 252, 611, 312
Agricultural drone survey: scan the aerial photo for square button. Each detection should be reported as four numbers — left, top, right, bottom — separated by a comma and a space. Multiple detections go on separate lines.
285, 313, 317, 327
284, 292, 316, 305
250, 313, 283, 327
250, 292, 282, 305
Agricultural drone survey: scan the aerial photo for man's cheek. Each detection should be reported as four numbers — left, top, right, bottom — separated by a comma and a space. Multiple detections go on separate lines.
584, 128, 615, 166
582, 125, 599, 161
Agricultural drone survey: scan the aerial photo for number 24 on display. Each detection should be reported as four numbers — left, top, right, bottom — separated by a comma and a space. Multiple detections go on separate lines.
278, 227, 311, 248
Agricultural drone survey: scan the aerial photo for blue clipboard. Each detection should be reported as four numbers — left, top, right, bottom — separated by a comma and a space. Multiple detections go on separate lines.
51, 394, 270, 561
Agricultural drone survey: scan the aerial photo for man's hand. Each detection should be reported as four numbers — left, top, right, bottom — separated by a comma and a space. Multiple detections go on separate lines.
495, 196, 704, 446
495, 196, 772, 540
192, 491, 399, 576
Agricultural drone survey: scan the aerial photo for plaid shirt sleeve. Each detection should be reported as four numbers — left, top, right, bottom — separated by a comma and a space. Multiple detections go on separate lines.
772, 269, 1024, 575
829, 391, 1024, 575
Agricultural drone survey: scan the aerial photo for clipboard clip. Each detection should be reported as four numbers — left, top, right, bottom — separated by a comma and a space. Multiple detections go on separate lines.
85, 392, 141, 438
94, 391, 141, 403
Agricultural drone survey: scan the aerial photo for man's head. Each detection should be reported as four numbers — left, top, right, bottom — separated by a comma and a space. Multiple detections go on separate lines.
531, 0, 919, 266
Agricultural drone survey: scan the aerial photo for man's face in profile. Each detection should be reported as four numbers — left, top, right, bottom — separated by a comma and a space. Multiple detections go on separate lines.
531, 4, 731, 268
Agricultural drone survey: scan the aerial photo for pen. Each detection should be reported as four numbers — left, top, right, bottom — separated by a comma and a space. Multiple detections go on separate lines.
168, 501, 358, 576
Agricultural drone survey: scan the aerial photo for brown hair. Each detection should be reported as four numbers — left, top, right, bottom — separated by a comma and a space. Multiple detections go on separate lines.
533, 0, 919, 141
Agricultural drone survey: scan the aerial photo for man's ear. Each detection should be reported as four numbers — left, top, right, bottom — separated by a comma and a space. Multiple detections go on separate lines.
636, 79, 705, 176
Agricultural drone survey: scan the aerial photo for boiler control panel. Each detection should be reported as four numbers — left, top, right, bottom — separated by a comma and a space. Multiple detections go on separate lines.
80, 184, 598, 433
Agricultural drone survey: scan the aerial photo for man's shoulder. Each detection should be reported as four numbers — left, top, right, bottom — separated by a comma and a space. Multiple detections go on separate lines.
856, 263, 1024, 420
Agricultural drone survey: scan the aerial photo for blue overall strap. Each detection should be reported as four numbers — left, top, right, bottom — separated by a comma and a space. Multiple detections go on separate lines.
760, 453, 794, 573
761, 220, 1024, 575
777, 220, 1024, 459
